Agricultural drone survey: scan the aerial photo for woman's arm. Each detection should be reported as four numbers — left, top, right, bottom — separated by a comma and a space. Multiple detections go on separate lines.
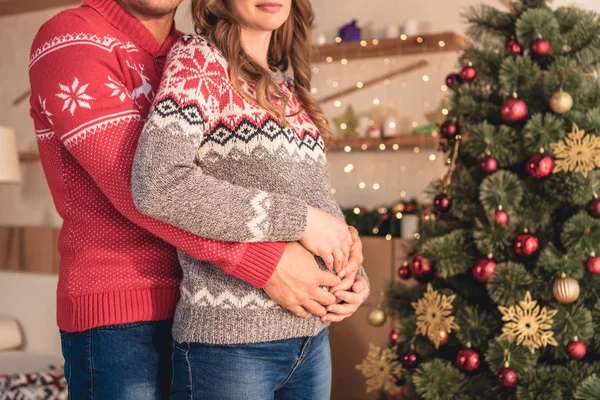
132, 39, 308, 243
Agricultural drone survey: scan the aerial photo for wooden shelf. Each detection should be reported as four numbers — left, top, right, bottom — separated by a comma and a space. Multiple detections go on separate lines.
311, 31, 469, 64
328, 134, 439, 153
18, 152, 40, 163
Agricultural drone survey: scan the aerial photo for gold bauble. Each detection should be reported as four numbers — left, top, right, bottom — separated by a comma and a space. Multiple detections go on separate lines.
437, 330, 449, 346
367, 307, 387, 327
393, 202, 406, 213
549, 90, 573, 114
552, 274, 580, 304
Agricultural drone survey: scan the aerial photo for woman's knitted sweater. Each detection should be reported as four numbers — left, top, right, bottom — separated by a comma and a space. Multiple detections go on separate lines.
132, 35, 368, 345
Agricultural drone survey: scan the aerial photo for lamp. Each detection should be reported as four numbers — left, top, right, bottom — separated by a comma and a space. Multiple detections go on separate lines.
0, 126, 21, 183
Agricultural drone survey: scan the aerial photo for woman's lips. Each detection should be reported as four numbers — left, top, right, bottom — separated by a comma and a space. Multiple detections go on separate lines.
256, 2, 283, 13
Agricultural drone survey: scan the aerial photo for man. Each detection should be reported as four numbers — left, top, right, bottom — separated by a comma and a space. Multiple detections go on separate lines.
29, 0, 368, 398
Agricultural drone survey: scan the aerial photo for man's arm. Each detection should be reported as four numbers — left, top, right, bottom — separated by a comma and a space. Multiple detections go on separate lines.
28, 18, 284, 288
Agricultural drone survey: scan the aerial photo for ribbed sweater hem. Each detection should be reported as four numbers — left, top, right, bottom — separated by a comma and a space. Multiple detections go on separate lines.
57, 286, 179, 332
172, 306, 330, 345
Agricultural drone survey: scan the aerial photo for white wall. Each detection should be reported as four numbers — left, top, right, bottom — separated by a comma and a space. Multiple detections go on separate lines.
0, 0, 594, 226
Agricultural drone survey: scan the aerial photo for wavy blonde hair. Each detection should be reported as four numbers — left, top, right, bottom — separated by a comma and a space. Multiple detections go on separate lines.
190, 0, 333, 144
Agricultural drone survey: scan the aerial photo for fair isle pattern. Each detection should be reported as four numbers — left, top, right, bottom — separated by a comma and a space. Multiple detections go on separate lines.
35, 128, 55, 141
61, 111, 141, 146
29, 33, 137, 68
181, 287, 277, 309
247, 192, 271, 241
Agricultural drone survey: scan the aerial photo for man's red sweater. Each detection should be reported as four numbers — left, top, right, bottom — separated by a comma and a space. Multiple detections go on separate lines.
29, 0, 285, 332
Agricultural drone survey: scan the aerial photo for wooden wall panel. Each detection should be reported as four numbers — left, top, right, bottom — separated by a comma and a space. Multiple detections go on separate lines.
0, 227, 59, 274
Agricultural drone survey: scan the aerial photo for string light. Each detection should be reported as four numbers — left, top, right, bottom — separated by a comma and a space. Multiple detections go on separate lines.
416, 37, 424, 43
358, 182, 366, 189
326, 57, 333, 63
372, 39, 379, 45
379, 143, 386, 150
311, 87, 318, 94
335, 36, 342, 43
340, 123, 347, 130
396, 212, 403, 219
438, 40, 446, 47
442, 108, 449, 115
344, 164, 354, 173
373, 98, 380, 105
414, 233, 421, 240
429, 154, 437, 161
332, 81, 339, 88
373, 183, 380, 190
385, 234, 392, 241
341, 58, 348, 65
400, 191, 407, 197
360, 40, 367, 47
422, 75, 430, 82
353, 207, 361, 214
361, 144, 368, 151
412, 122, 419, 128
373, 227, 380, 234
392, 144, 399, 150
334, 100, 342, 107
356, 82, 364, 88
431, 131, 439, 137
400, 34, 407, 40
330, 188, 337, 195
413, 147, 420, 153
368, 119, 375, 126
389, 121, 396, 129
312, 66, 319, 73
344, 145, 351, 152
441, 85, 448, 91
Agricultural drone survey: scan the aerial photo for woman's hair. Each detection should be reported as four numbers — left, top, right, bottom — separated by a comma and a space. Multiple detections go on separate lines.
190, 0, 333, 143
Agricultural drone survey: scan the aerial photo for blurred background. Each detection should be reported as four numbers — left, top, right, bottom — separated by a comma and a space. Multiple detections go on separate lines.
0, 0, 598, 399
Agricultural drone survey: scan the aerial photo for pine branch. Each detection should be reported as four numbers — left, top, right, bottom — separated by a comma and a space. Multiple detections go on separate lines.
523, 113, 567, 154
473, 218, 516, 259
561, 211, 600, 253
479, 170, 525, 214
465, 122, 526, 166
515, 8, 561, 48
412, 359, 468, 400
421, 230, 477, 278
486, 262, 534, 306
574, 374, 600, 400
517, 365, 570, 399
455, 305, 502, 350
485, 338, 539, 374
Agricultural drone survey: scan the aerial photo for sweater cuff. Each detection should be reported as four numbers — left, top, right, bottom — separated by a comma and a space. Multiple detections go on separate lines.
230, 242, 285, 288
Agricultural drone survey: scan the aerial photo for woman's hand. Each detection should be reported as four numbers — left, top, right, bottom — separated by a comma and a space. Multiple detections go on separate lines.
300, 206, 353, 273
320, 276, 369, 323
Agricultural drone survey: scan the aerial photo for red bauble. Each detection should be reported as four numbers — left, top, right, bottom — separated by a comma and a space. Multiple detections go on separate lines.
501, 97, 529, 124
505, 39, 523, 55
494, 208, 510, 225
472, 258, 497, 282
401, 350, 420, 369
530, 38, 551, 57
525, 153, 555, 179
567, 338, 587, 360
514, 232, 540, 258
456, 348, 480, 372
405, 201, 418, 213
480, 155, 498, 174
497, 367, 519, 388
389, 330, 400, 345
409, 254, 434, 282
460, 65, 477, 82
440, 120, 459, 139
433, 193, 452, 214
445, 73, 462, 87
588, 197, 600, 218
586, 253, 600, 275
398, 265, 412, 280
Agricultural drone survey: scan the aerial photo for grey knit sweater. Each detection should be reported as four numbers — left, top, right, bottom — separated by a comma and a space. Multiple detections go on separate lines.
132, 35, 368, 345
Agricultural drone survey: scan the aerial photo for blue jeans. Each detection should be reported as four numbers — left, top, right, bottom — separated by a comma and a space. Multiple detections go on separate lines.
170, 328, 331, 400
60, 320, 173, 400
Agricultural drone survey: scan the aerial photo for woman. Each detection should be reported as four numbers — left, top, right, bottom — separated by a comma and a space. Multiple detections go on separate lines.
132, 0, 369, 398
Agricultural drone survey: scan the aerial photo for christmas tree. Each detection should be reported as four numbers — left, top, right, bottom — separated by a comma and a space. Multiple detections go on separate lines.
357, 1, 600, 399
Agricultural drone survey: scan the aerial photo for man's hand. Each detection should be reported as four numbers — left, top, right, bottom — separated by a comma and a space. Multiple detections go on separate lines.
321, 276, 369, 323
264, 242, 341, 319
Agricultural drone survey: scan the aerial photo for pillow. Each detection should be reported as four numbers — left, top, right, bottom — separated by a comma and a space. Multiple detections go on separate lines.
0, 317, 23, 352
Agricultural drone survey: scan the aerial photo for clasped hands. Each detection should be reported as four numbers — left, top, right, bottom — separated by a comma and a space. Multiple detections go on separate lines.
264, 206, 369, 322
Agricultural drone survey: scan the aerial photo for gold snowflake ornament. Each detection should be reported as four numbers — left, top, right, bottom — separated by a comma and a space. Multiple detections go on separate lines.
498, 291, 558, 354
550, 123, 600, 177
411, 284, 460, 349
356, 344, 402, 394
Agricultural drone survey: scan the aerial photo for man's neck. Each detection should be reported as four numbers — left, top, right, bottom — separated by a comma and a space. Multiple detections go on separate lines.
240, 28, 272, 69
118, 2, 175, 45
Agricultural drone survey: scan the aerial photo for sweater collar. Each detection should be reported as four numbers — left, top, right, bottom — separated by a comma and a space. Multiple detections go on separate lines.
82, 0, 179, 57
